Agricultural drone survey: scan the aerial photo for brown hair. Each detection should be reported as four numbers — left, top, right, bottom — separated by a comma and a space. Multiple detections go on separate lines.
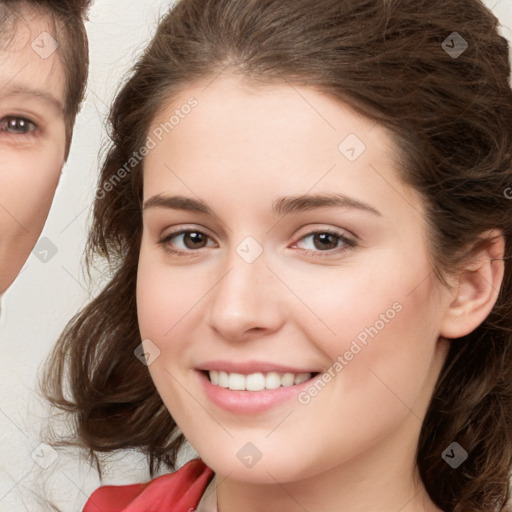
0, 0, 90, 158
42, 0, 512, 510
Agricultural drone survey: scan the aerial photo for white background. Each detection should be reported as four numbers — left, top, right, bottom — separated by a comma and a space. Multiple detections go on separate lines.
0, 0, 511, 510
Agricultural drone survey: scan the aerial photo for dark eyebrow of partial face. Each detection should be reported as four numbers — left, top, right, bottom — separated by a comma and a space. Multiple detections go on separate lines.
143, 193, 381, 217
0, 85, 64, 114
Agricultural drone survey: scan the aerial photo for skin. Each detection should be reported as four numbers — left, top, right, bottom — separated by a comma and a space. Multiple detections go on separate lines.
0, 7, 66, 293
137, 75, 503, 512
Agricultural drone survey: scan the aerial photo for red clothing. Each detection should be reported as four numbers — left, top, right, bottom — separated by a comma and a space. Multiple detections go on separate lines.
83, 459, 214, 512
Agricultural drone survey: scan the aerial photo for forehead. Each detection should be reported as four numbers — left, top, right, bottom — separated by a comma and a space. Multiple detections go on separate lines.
143, 76, 427, 226
0, 5, 65, 104
146, 76, 394, 188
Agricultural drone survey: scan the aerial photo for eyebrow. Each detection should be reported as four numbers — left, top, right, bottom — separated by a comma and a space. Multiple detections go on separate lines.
143, 193, 381, 217
273, 193, 381, 217
0, 85, 64, 114
144, 195, 214, 214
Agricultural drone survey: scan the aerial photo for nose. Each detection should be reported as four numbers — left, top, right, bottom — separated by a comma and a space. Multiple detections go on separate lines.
206, 249, 286, 342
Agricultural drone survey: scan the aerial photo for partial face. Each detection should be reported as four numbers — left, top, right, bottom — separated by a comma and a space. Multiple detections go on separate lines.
137, 76, 452, 485
0, 8, 66, 293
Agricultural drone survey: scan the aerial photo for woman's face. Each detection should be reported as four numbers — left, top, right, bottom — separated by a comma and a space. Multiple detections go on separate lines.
0, 9, 66, 293
137, 76, 454, 486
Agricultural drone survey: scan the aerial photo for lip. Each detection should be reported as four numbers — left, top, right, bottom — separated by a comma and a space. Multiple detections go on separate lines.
197, 360, 320, 374
196, 363, 320, 414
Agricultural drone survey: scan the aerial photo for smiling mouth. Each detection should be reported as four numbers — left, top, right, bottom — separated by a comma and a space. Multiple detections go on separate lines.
203, 370, 320, 391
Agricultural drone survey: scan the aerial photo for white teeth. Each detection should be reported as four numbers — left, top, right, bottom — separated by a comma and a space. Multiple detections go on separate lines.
265, 372, 281, 389
294, 373, 311, 385
207, 370, 313, 391
218, 371, 229, 388
281, 373, 295, 387
246, 372, 266, 391
228, 372, 245, 391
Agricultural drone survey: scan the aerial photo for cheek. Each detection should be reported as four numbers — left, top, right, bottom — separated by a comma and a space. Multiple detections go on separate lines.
136, 248, 210, 397
0, 148, 63, 291
136, 252, 207, 342
312, 273, 440, 417
0, 146, 62, 221
286, 248, 442, 395
136, 259, 196, 412
279, 254, 433, 350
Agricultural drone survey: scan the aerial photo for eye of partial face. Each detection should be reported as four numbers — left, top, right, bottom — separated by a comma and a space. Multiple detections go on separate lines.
0, 116, 37, 135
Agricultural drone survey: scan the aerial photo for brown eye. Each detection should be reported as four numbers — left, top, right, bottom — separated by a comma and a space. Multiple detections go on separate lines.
182, 231, 208, 249
159, 229, 216, 254
298, 232, 344, 251
312, 233, 339, 250
293, 229, 357, 257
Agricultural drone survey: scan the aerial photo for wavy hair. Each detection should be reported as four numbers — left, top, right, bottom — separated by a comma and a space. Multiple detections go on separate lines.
42, 0, 512, 510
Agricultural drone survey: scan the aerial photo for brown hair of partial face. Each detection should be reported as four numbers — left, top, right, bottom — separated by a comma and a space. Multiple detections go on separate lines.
0, 0, 90, 158
41, 0, 512, 510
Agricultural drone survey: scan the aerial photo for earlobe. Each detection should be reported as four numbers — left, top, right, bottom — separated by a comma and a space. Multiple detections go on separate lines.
439, 231, 505, 339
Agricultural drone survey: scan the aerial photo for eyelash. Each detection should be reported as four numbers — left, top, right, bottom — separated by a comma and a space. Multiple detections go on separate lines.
158, 228, 357, 258
0, 116, 38, 138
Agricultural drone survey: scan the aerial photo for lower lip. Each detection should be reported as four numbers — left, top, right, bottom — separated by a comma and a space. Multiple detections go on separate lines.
197, 371, 317, 414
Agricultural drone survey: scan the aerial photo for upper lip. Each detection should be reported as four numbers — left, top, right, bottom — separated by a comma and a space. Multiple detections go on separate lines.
197, 360, 320, 374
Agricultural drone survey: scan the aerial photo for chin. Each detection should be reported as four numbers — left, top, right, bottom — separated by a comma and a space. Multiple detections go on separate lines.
192, 438, 322, 484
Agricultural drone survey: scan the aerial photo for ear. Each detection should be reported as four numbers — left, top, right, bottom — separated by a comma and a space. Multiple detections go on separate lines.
440, 230, 505, 339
